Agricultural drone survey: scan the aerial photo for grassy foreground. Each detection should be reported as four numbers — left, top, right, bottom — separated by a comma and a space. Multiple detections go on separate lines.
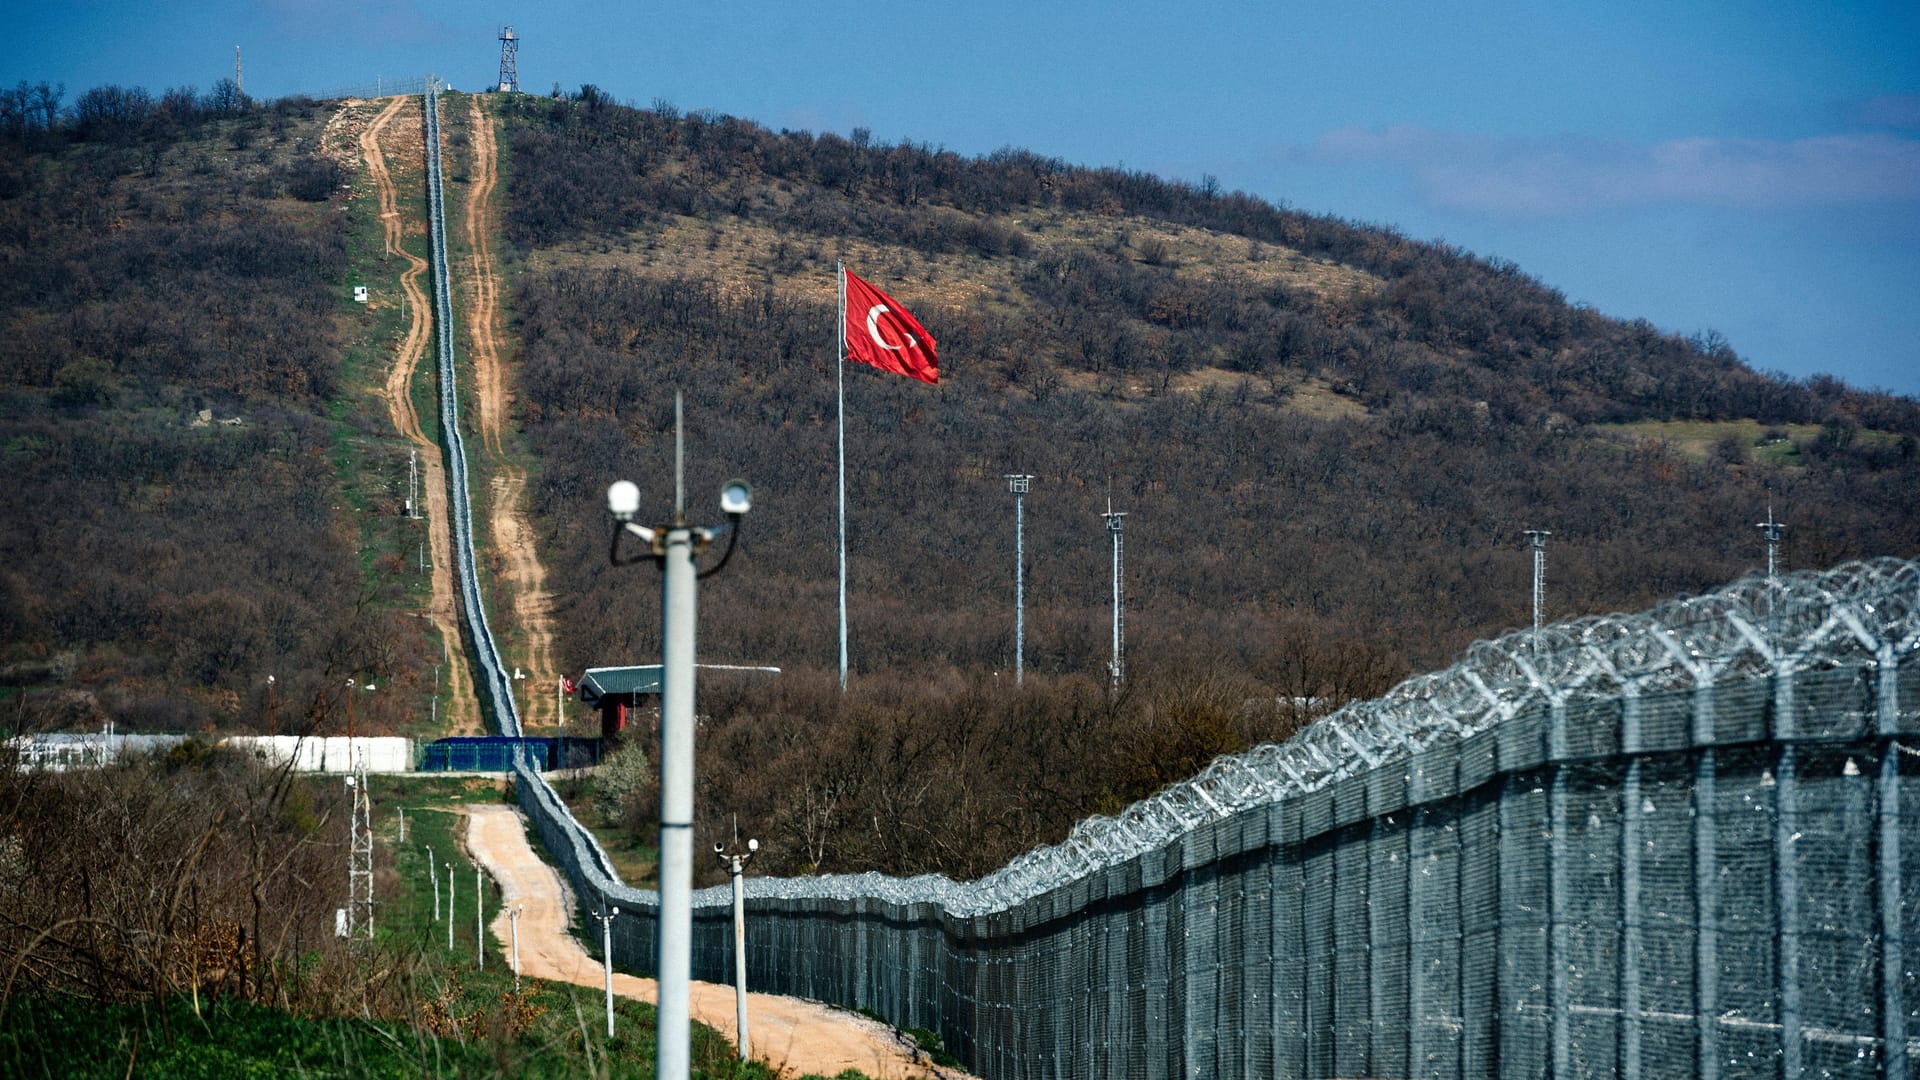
0, 776, 868, 1079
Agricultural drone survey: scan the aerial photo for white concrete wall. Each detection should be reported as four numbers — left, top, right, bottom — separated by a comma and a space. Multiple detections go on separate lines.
224, 735, 415, 773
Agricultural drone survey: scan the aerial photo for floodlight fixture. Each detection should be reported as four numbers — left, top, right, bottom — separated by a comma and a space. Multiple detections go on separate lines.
607, 480, 641, 522
720, 480, 752, 518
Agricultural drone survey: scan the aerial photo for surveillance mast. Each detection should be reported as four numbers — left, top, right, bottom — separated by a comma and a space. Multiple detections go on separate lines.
1103, 491, 1127, 692
1523, 529, 1550, 656
1757, 503, 1786, 628
497, 26, 519, 93
347, 753, 373, 939
1005, 474, 1034, 685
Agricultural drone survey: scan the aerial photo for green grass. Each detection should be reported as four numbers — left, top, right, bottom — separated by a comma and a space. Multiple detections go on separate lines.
1598, 417, 1909, 466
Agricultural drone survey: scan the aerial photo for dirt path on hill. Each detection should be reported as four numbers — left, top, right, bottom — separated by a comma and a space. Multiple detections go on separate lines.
361, 96, 480, 733
461, 96, 561, 732
461, 805, 974, 1080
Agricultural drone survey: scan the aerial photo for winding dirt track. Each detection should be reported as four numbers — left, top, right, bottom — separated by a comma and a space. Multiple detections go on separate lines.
360, 96, 479, 732
463, 805, 972, 1080
461, 96, 562, 732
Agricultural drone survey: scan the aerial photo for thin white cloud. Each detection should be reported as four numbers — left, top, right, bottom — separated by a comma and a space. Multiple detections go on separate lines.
1845, 94, 1920, 131
1306, 124, 1920, 215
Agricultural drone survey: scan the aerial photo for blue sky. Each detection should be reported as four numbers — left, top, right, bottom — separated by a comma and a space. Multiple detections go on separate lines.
21, 1, 1920, 396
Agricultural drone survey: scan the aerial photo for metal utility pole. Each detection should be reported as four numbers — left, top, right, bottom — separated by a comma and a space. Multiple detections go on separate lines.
446, 864, 455, 951
509, 905, 522, 992
234, 46, 243, 98
593, 906, 619, 1039
347, 754, 373, 939
1005, 474, 1034, 684
1758, 505, 1785, 583
475, 867, 485, 968
1102, 494, 1127, 693
1523, 529, 1551, 655
714, 836, 759, 1061
497, 26, 519, 93
1758, 504, 1786, 630
408, 448, 419, 519
605, 393, 752, 1080
428, 845, 438, 921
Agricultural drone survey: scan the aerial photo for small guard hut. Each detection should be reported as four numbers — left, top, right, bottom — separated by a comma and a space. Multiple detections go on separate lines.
578, 664, 662, 740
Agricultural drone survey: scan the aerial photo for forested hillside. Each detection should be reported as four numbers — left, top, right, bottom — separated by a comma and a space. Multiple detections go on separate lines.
3, 84, 1916, 883
0, 85, 425, 737
496, 91, 1920, 878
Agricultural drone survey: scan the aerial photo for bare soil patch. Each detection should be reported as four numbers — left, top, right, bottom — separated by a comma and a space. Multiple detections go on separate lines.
462, 804, 976, 1079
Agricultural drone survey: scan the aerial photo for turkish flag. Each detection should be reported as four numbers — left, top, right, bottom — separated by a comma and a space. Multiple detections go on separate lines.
561, 676, 576, 694
844, 270, 938, 384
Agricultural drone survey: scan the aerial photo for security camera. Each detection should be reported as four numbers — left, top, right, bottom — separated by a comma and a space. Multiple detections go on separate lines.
747, 838, 759, 853
607, 480, 641, 522
713, 842, 726, 854
719, 479, 751, 517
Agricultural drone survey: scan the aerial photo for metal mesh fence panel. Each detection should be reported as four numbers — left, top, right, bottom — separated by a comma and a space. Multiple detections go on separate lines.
494, 559, 1919, 1078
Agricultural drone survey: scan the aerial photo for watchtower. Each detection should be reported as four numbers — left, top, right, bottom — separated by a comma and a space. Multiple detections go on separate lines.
497, 26, 519, 93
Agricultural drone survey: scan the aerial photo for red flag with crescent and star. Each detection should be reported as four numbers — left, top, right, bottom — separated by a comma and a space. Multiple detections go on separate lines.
843, 269, 938, 384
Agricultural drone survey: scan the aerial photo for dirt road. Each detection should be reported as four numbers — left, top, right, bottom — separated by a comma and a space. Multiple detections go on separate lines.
461, 805, 975, 1080
360, 96, 480, 732
460, 96, 562, 733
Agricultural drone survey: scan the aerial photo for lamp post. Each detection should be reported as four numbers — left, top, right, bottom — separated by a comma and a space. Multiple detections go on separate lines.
446, 863, 454, 952
428, 845, 438, 921
713, 836, 759, 1061
476, 867, 484, 968
605, 393, 752, 1080
1004, 474, 1033, 685
592, 905, 620, 1039
509, 905, 522, 992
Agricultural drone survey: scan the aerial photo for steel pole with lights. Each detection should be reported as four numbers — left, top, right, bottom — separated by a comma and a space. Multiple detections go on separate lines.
1005, 474, 1033, 685
714, 836, 760, 1061
509, 905, 522, 992
592, 905, 620, 1039
605, 395, 752, 1080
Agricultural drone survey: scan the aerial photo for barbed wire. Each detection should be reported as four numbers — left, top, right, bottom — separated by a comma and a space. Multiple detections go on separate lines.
572, 556, 1916, 917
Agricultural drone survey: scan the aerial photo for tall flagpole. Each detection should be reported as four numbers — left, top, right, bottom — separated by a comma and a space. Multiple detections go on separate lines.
837, 263, 849, 691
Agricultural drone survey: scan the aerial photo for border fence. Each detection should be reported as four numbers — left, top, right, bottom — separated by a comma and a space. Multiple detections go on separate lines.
512, 558, 1919, 1079
413, 84, 1920, 1080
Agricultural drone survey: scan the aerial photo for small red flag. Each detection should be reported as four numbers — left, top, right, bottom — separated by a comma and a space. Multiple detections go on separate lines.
844, 269, 938, 384
561, 676, 576, 694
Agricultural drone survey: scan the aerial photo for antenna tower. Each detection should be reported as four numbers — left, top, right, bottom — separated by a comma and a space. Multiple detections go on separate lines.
347, 752, 373, 938
1103, 494, 1127, 692
1523, 529, 1550, 655
1005, 475, 1034, 685
497, 26, 519, 93
234, 46, 243, 98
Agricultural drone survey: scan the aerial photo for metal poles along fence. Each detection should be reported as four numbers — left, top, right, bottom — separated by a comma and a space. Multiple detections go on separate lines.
504, 558, 1919, 1078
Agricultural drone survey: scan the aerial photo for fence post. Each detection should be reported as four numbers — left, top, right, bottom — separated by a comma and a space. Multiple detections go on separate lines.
1878, 645, 1907, 1078
1772, 666, 1802, 1080
1547, 699, 1571, 1080
1619, 690, 1644, 1080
